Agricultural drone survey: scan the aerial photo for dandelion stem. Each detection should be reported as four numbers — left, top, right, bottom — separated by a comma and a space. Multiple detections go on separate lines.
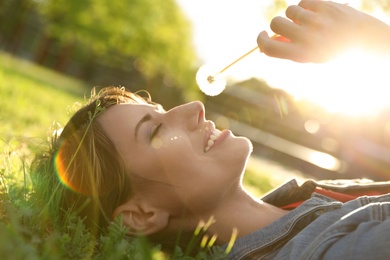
218, 46, 259, 74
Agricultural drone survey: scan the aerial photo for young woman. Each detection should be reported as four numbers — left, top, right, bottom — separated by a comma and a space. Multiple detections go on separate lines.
32, 1, 390, 259
32, 86, 288, 248
32, 86, 390, 259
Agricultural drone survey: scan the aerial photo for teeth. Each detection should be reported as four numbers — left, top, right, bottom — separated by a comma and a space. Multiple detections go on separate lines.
205, 129, 222, 152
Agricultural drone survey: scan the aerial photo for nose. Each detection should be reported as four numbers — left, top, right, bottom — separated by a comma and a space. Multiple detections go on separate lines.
166, 101, 205, 130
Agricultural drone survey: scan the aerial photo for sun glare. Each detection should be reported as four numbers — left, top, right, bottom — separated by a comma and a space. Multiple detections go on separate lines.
179, 0, 390, 117
251, 48, 390, 118
296, 49, 390, 117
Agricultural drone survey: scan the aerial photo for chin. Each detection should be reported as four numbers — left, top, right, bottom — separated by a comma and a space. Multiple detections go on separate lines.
223, 136, 252, 162
241, 136, 253, 155
237, 138, 253, 167
247, 139, 254, 154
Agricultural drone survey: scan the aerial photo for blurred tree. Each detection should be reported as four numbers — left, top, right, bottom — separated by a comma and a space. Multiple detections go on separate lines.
265, 0, 390, 20
35, 0, 198, 101
0, 0, 36, 53
361, 0, 390, 13
264, 0, 288, 21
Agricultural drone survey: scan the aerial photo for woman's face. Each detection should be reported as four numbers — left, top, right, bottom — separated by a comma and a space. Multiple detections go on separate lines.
98, 101, 252, 215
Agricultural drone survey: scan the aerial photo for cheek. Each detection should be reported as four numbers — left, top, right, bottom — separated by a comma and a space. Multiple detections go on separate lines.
151, 131, 187, 149
149, 138, 195, 177
151, 134, 195, 163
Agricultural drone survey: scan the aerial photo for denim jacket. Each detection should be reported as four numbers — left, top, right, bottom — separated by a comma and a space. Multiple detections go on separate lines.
226, 178, 390, 260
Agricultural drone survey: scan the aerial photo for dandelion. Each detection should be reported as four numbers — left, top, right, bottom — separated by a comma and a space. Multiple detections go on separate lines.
196, 64, 226, 96
196, 46, 258, 96
196, 34, 286, 96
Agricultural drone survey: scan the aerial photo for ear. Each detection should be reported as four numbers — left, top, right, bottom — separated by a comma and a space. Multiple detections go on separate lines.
113, 199, 169, 236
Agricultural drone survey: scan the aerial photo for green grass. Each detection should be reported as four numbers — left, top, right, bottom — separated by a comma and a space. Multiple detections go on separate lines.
0, 51, 87, 140
0, 51, 281, 259
0, 50, 88, 197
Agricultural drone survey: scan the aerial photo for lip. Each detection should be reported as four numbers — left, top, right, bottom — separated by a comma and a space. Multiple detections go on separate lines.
211, 129, 231, 150
203, 121, 231, 152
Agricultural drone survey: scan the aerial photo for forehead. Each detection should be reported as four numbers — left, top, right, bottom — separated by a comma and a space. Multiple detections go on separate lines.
96, 103, 157, 155
98, 103, 155, 126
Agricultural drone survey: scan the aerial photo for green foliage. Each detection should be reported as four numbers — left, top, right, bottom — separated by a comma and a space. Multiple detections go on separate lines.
0, 51, 86, 141
265, 0, 390, 20
361, 0, 390, 13
243, 167, 274, 198
96, 218, 162, 259
36, 0, 197, 92
264, 0, 288, 21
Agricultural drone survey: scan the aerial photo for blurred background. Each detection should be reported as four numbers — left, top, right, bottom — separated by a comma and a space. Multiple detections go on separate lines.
1, 0, 390, 185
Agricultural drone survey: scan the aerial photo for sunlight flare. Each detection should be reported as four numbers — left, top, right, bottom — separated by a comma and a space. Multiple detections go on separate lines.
258, 49, 390, 118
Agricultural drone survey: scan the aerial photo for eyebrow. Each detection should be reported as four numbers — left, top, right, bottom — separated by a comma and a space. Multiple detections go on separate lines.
135, 113, 152, 140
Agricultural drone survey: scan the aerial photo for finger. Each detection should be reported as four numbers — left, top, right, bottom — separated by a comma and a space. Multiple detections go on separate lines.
257, 31, 306, 62
257, 31, 290, 49
270, 16, 304, 41
298, 0, 322, 11
286, 5, 316, 25
257, 30, 271, 53
271, 35, 291, 43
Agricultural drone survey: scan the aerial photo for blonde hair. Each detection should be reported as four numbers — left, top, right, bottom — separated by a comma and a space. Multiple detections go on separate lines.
32, 86, 153, 233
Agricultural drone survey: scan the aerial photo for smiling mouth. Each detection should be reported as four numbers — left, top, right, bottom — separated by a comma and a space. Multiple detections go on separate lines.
205, 129, 222, 152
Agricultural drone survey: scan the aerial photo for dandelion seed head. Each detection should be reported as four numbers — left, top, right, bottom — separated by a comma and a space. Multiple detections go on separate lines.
196, 64, 226, 96
207, 75, 215, 84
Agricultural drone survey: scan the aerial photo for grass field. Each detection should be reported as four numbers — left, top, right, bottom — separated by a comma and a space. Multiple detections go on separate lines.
0, 51, 285, 259
0, 51, 87, 140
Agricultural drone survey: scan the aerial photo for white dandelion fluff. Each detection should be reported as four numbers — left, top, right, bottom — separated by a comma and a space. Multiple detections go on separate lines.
195, 35, 283, 97
196, 46, 262, 96
196, 64, 226, 96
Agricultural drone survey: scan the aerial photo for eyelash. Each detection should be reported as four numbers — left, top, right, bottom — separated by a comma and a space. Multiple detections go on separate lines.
149, 123, 162, 141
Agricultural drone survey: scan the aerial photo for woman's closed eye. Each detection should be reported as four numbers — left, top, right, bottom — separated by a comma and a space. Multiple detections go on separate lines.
149, 123, 162, 141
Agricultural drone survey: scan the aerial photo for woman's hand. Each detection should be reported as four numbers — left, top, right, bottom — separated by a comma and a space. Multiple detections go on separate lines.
257, 0, 390, 63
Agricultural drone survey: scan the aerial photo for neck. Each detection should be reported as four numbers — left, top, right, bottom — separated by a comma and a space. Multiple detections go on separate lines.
202, 187, 288, 245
